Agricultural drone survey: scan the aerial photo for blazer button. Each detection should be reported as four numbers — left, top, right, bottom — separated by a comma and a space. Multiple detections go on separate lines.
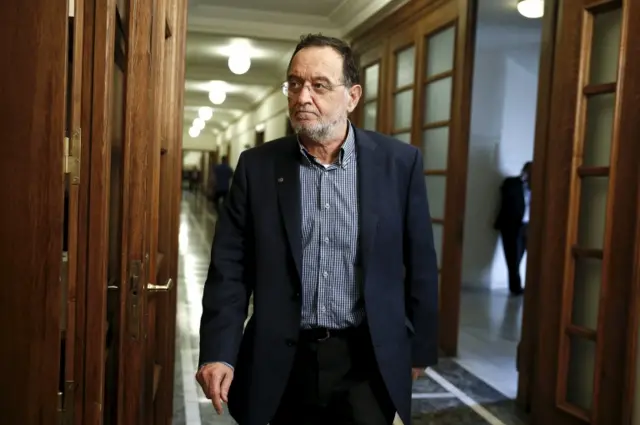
285, 338, 296, 347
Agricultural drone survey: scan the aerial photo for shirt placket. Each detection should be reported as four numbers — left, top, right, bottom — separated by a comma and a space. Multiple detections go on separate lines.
317, 166, 333, 327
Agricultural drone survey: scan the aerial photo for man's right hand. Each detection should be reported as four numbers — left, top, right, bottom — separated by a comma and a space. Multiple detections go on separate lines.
195, 362, 234, 415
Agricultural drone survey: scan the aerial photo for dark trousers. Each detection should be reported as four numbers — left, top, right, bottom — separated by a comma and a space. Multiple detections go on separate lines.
271, 327, 396, 425
500, 223, 527, 294
212, 190, 228, 211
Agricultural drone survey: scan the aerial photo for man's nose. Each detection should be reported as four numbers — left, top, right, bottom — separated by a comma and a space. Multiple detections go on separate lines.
296, 85, 314, 104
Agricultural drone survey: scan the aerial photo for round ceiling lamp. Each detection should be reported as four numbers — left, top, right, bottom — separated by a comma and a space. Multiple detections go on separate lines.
209, 89, 226, 105
228, 54, 251, 75
188, 127, 200, 138
198, 106, 213, 121
193, 117, 205, 130
517, 0, 544, 18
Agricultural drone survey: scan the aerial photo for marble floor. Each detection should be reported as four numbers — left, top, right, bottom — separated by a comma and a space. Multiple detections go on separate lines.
173, 192, 528, 425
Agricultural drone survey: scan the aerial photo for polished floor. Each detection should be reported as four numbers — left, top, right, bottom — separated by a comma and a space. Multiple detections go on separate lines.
173, 192, 528, 425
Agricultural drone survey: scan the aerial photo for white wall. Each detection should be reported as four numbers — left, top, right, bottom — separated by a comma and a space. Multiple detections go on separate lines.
182, 128, 219, 152
461, 39, 540, 290
221, 89, 290, 167
183, 151, 203, 169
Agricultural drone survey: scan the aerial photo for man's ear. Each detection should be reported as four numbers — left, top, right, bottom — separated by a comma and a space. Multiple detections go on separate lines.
347, 84, 362, 113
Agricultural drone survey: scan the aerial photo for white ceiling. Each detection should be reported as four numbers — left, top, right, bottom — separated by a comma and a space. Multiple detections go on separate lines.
183, 0, 543, 136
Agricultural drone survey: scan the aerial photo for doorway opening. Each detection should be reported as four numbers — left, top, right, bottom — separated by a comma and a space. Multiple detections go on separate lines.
456, 0, 541, 404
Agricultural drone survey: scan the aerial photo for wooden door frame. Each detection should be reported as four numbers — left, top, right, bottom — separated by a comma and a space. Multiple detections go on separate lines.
515, 0, 560, 411
80, 0, 118, 422
350, 0, 476, 356
0, 0, 68, 422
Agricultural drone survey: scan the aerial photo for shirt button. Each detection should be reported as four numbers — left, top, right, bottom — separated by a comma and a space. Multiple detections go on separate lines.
323, 271, 328, 278
285, 338, 296, 347
324, 237, 329, 243
324, 203, 330, 209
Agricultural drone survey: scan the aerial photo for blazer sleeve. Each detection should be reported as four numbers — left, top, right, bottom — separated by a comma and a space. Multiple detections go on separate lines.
199, 152, 251, 367
404, 148, 439, 368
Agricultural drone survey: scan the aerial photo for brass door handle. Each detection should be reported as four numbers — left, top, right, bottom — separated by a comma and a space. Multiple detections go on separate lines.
147, 278, 173, 292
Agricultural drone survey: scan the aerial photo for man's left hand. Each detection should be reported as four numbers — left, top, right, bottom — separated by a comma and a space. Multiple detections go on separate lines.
412, 368, 425, 381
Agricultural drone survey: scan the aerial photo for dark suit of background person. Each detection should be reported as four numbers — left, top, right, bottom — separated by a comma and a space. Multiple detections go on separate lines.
494, 161, 532, 295
196, 34, 439, 425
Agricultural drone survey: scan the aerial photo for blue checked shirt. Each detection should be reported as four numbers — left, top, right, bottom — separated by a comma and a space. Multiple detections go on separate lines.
201, 124, 364, 370
298, 123, 365, 329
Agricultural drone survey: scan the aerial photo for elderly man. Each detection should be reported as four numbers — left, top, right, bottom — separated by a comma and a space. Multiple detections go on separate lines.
196, 33, 439, 425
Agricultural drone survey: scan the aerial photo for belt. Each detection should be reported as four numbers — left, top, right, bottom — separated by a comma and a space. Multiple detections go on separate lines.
299, 327, 358, 342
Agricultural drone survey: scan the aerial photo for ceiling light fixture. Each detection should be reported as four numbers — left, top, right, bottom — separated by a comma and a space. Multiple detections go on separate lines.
228, 54, 251, 75
188, 127, 200, 138
517, 0, 544, 18
209, 89, 226, 105
193, 117, 205, 130
198, 106, 213, 121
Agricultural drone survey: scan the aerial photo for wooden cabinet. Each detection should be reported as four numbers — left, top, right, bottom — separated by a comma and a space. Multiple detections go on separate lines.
0, 0, 187, 423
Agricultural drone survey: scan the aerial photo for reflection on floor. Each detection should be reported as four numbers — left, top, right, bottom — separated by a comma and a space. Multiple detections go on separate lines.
173, 192, 528, 425
458, 288, 523, 399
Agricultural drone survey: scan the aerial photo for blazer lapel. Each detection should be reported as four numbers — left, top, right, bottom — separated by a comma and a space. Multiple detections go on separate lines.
276, 138, 302, 280
356, 129, 383, 279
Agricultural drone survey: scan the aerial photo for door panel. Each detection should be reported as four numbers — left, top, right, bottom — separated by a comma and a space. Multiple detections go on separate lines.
389, 32, 416, 144
0, 0, 68, 422
356, 44, 386, 131
61, 0, 85, 423
532, 0, 640, 423
353, 0, 474, 355
414, 0, 473, 355
117, 0, 154, 422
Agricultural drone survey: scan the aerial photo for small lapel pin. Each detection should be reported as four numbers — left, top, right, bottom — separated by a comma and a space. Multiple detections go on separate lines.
278, 177, 284, 183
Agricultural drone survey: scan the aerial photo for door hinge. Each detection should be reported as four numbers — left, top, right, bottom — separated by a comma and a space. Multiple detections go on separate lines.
63, 128, 81, 185
127, 259, 144, 339
57, 381, 75, 425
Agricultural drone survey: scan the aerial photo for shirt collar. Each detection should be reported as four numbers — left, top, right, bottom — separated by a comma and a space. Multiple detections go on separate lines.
298, 121, 355, 168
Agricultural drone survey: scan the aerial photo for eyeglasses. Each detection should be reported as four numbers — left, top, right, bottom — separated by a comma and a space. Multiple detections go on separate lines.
281, 80, 346, 98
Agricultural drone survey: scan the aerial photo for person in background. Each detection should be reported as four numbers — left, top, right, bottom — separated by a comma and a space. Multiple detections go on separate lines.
494, 161, 532, 296
196, 33, 439, 425
212, 155, 233, 211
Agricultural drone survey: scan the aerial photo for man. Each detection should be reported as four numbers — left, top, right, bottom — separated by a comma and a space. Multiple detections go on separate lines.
211, 155, 233, 211
196, 34, 439, 425
494, 161, 532, 295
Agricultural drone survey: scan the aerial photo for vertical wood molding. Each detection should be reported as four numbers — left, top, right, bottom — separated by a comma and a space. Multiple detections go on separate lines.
516, 0, 560, 411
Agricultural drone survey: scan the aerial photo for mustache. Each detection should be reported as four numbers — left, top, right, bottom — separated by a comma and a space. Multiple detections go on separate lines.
293, 109, 317, 115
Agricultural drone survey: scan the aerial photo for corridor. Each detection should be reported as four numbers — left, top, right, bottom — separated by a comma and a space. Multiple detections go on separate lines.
172, 193, 528, 425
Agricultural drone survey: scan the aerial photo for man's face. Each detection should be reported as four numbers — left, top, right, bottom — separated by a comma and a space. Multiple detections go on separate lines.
286, 46, 361, 143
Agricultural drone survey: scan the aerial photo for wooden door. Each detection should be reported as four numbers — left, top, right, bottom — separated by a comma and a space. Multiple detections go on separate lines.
413, 0, 474, 356
0, 0, 69, 423
115, 0, 156, 421
145, 0, 185, 422
354, 0, 474, 355
61, 0, 86, 423
531, 0, 640, 423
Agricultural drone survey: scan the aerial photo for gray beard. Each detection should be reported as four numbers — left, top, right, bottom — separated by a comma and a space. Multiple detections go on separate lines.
292, 122, 332, 143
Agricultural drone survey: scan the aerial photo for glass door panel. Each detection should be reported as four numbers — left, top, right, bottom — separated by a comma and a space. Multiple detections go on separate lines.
420, 23, 456, 310
392, 44, 415, 143
362, 62, 380, 131
534, 1, 626, 423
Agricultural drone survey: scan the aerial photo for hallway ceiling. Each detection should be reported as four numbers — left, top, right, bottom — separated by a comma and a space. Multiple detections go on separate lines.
183, 0, 543, 139
183, 0, 409, 138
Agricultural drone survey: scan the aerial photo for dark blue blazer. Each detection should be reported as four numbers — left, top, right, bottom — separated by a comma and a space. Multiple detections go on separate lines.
199, 128, 439, 425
